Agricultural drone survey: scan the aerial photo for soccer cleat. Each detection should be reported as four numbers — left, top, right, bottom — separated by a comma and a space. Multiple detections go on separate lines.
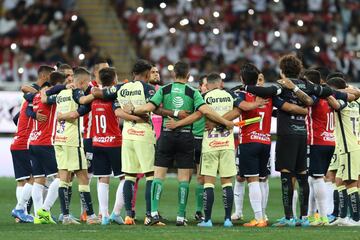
86, 215, 101, 225
37, 209, 56, 224
231, 212, 244, 221
264, 215, 269, 224
124, 216, 136, 225
59, 213, 78, 223
298, 218, 310, 227
110, 212, 124, 225
101, 216, 110, 225
198, 220, 213, 227
11, 209, 33, 223
327, 214, 336, 223
148, 214, 166, 226
339, 218, 360, 226
80, 211, 87, 222
223, 218, 233, 227
329, 217, 347, 226
272, 218, 296, 227
176, 216, 187, 226
314, 212, 320, 220
33, 217, 47, 224
243, 219, 267, 227
194, 211, 204, 222
62, 215, 80, 225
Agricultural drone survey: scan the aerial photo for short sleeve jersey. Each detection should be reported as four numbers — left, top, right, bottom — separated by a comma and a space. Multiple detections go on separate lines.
83, 80, 99, 139
201, 89, 239, 153
117, 81, 156, 144
54, 89, 84, 147
150, 82, 205, 130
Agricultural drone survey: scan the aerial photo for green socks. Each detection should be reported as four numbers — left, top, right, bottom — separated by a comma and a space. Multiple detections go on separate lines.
195, 183, 204, 212
151, 178, 163, 215
178, 181, 189, 218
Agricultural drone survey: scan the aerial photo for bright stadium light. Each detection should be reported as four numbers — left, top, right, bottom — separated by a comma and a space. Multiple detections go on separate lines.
248, 9, 255, 15
146, 22, 154, 29
188, 75, 194, 82
180, 18, 189, 26
168, 64, 174, 71
169, 27, 176, 33
331, 36, 338, 43
71, 15, 78, 22
10, 43, 17, 50
274, 31, 280, 37
295, 42, 301, 49
78, 53, 85, 60
297, 20, 304, 27
137, 7, 144, 13
314, 45, 320, 53
198, 19, 205, 25
274, 0, 279, 2
220, 72, 226, 79
253, 40, 259, 47
213, 11, 220, 18
213, 28, 220, 35
160, 2, 166, 9
18, 67, 24, 74
54, 65, 58, 70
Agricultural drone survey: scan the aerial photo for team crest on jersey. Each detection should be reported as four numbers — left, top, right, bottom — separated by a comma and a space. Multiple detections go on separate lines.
149, 89, 155, 95
110, 86, 117, 93
57, 120, 66, 134
172, 96, 184, 108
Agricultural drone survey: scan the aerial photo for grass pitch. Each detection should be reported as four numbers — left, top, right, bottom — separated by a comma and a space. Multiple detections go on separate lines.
0, 177, 359, 240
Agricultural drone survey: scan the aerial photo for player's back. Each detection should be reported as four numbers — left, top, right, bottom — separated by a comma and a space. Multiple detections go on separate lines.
11, 100, 32, 150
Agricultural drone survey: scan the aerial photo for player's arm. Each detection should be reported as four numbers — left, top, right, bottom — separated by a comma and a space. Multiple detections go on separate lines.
222, 107, 242, 121
165, 111, 202, 129
277, 74, 313, 106
21, 85, 38, 94
237, 97, 269, 111
198, 104, 233, 129
153, 108, 190, 119
92, 85, 120, 100
79, 94, 95, 105
115, 108, 146, 123
57, 104, 91, 121
243, 85, 282, 98
337, 87, 360, 101
273, 96, 308, 115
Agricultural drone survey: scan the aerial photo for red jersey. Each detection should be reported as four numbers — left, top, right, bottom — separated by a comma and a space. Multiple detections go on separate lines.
10, 100, 32, 150
28, 93, 57, 146
91, 99, 122, 147
83, 80, 99, 139
306, 98, 335, 146
238, 92, 272, 145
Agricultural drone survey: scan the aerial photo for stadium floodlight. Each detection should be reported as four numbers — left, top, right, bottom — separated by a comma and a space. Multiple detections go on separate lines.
78, 53, 85, 60
314, 45, 320, 53
274, 0, 279, 2
10, 43, 17, 50
188, 75, 194, 82
331, 36, 338, 43
213, 11, 220, 18
198, 19, 205, 25
169, 27, 176, 33
213, 28, 220, 35
146, 22, 154, 29
297, 20, 304, 27
167, 64, 174, 71
295, 43, 301, 49
248, 9, 255, 15
180, 18, 189, 26
137, 7, 144, 13
274, 31, 280, 37
54, 65, 58, 70
220, 73, 226, 79
71, 15, 78, 22
253, 40, 259, 47
18, 67, 24, 74
160, 2, 166, 9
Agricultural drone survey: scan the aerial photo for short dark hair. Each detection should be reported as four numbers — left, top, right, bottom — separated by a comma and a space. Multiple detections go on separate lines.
198, 75, 207, 86
327, 71, 345, 81
240, 63, 260, 85
279, 55, 303, 78
303, 69, 321, 84
49, 72, 66, 86
38, 65, 55, 75
314, 67, 330, 81
207, 73, 222, 83
94, 57, 108, 66
327, 77, 347, 89
174, 61, 189, 79
57, 64, 72, 72
74, 67, 91, 77
99, 67, 116, 86
132, 59, 152, 75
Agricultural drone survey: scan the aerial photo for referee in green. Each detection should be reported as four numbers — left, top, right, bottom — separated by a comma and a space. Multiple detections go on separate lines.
129, 61, 233, 226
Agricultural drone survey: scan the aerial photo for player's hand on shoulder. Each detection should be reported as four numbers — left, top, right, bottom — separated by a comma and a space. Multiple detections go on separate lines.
36, 109, 47, 122
277, 73, 295, 90
255, 96, 269, 107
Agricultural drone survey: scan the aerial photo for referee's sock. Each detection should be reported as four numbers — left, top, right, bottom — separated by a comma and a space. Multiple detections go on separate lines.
296, 173, 309, 219
151, 178, 163, 217
222, 183, 234, 220
280, 172, 294, 220
58, 181, 69, 216
177, 181, 189, 218
347, 187, 360, 222
123, 177, 136, 217
79, 185, 95, 216
203, 183, 214, 222
337, 185, 348, 218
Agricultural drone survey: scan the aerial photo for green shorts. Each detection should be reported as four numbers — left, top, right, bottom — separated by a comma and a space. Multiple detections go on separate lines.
336, 150, 360, 181
121, 139, 154, 174
55, 145, 87, 171
200, 150, 236, 178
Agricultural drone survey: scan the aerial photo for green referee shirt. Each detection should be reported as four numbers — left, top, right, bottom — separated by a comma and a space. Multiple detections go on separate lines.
150, 82, 205, 130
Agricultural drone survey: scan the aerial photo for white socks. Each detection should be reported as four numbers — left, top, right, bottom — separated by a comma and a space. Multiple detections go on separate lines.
312, 177, 327, 217
233, 180, 245, 216
98, 182, 109, 217
32, 183, 45, 216
248, 181, 263, 221
16, 186, 23, 205
42, 178, 60, 211
113, 179, 125, 215
325, 181, 335, 215
292, 189, 298, 218
16, 183, 32, 210
259, 180, 269, 217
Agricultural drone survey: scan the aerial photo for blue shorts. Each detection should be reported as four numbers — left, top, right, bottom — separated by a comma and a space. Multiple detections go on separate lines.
309, 145, 335, 177
238, 143, 271, 178
29, 145, 58, 178
93, 146, 123, 178
11, 149, 32, 181
83, 138, 93, 174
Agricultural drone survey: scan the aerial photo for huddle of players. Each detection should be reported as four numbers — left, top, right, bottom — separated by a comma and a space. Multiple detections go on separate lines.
9, 54, 360, 227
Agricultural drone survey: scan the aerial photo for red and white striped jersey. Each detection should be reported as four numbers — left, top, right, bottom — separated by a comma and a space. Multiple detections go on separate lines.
10, 101, 32, 150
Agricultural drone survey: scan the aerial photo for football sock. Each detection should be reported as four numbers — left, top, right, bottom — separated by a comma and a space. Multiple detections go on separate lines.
195, 183, 204, 213
178, 181, 189, 218
296, 174, 309, 219
312, 177, 327, 217
68, 182, 73, 204
259, 180, 269, 217
16, 183, 32, 210
32, 182, 45, 216
332, 188, 339, 217
307, 177, 315, 216
58, 181, 69, 215
97, 182, 109, 217
16, 186, 23, 206
123, 177, 135, 217
79, 185, 94, 216
43, 178, 59, 211
280, 172, 294, 219
248, 181, 263, 221
337, 185, 348, 218
347, 187, 360, 222
233, 180, 245, 215
325, 181, 335, 215
151, 178, 163, 216
132, 176, 140, 211
222, 183, 233, 220
203, 183, 214, 222
145, 179, 153, 215
113, 179, 125, 215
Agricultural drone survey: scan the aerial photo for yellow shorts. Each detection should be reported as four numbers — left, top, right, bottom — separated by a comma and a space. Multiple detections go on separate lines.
328, 152, 339, 171
200, 150, 236, 178
336, 150, 360, 181
55, 145, 87, 171
121, 139, 154, 174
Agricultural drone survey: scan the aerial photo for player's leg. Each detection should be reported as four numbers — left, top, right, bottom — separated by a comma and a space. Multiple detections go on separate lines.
131, 174, 143, 218
81, 138, 94, 221
198, 175, 215, 228
176, 168, 191, 226
194, 138, 204, 222
259, 144, 271, 223
109, 146, 124, 225
292, 178, 298, 219
232, 146, 245, 221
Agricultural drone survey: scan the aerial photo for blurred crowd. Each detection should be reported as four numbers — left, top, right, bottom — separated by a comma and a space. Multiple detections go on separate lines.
0, 0, 104, 89
118, 0, 360, 83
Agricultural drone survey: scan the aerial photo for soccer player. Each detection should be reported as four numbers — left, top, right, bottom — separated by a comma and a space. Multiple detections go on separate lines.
54, 67, 100, 225
130, 62, 234, 226
57, 64, 74, 84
